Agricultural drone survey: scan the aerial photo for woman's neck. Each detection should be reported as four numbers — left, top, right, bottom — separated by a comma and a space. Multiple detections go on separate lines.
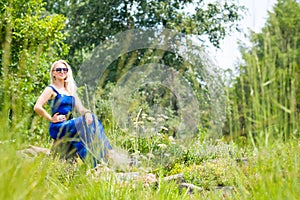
52, 81, 65, 89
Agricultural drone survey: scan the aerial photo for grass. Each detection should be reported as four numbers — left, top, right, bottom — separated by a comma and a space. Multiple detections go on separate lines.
1, 3, 299, 198
1, 128, 299, 200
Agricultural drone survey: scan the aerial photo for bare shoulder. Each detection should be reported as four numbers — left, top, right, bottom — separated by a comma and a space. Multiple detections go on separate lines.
35, 86, 56, 107
40, 86, 56, 100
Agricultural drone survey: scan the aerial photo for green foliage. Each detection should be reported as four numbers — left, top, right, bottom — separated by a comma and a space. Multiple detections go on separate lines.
182, 158, 235, 189
2, 0, 300, 199
164, 139, 238, 175
0, 0, 69, 143
41, 0, 235, 140
0, 143, 62, 199
226, 0, 300, 143
43, 0, 244, 67
235, 141, 300, 200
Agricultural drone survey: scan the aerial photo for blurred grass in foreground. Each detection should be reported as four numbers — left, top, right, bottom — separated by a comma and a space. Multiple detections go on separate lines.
1, 118, 299, 200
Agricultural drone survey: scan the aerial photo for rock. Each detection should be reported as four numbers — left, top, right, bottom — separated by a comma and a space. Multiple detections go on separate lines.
18, 145, 50, 157
162, 173, 185, 183
113, 172, 157, 187
88, 164, 158, 187
179, 183, 204, 194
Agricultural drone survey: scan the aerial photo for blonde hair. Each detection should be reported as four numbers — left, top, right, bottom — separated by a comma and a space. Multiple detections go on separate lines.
50, 60, 77, 96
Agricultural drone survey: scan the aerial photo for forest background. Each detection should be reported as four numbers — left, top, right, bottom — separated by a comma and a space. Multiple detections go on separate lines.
0, 0, 299, 199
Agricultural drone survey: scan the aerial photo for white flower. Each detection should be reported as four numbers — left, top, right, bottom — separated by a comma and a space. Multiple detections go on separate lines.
157, 144, 167, 149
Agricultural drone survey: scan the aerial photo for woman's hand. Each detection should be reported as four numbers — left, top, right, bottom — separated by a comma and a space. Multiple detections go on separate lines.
51, 113, 66, 123
85, 112, 93, 125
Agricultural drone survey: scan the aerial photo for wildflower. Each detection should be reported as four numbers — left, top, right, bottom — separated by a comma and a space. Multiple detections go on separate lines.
157, 143, 167, 149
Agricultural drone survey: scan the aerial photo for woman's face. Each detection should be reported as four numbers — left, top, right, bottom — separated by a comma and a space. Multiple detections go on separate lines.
53, 62, 68, 80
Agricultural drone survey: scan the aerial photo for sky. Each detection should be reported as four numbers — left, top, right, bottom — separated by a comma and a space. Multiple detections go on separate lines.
209, 0, 277, 70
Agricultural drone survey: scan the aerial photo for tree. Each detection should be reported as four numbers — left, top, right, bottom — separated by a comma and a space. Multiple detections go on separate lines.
42, 0, 244, 138
0, 0, 68, 140
43, 0, 244, 67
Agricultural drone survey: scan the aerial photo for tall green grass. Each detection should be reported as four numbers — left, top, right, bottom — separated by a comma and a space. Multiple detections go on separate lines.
227, 11, 299, 146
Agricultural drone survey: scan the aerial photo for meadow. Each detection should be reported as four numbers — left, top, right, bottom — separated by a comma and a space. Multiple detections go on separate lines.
0, 0, 299, 199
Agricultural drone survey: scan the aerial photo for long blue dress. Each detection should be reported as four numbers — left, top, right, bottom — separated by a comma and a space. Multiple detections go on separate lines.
48, 85, 112, 164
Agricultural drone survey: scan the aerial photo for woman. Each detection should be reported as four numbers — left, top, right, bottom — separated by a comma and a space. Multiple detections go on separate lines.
34, 60, 112, 166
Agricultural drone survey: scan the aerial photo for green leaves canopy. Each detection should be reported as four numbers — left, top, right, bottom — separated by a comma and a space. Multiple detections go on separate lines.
43, 0, 244, 66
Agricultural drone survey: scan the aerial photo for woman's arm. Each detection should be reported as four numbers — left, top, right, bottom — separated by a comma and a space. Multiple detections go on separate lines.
34, 87, 63, 123
74, 93, 91, 115
74, 93, 93, 125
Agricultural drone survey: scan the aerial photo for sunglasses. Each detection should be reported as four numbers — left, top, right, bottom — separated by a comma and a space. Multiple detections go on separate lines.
53, 68, 68, 73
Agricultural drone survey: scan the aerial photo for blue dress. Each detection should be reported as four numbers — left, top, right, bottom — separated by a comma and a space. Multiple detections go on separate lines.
48, 85, 112, 164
